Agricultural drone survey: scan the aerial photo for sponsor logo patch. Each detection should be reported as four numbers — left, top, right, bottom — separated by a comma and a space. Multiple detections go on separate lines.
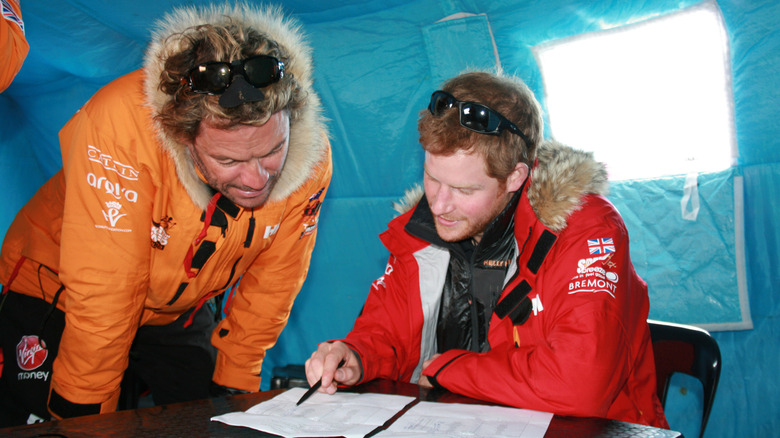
87, 145, 140, 181
299, 222, 317, 238
16, 335, 48, 371
577, 254, 612, 274
587, 237, 615, 255
95, 201, 132, 232
482, 259, 511, 268
531, 294, 544, 316
151, 215, 175, 249
87, 172, 138, 203
568, 253, 619, 298
299, 187, 325, 239
372, 261, 394, 290
102, 201, 126, 227
264, 224, 280, 239
2, 0, 24, 33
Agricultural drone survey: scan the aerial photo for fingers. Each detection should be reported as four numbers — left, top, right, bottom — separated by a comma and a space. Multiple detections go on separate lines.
304, 341, 360, 394
319, 348, 346, 392
421, 353, 441, 370
304, 342, 331, 386
418, 353, 441, 388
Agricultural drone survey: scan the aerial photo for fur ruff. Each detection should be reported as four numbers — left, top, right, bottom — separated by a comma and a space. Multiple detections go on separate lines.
527, 140, 608, 232
143, 2, 327, 209
394, 141, 609, 232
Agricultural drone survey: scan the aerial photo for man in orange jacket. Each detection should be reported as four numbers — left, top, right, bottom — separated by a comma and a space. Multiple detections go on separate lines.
0, 3, 331, 426
1, 0, 28, 92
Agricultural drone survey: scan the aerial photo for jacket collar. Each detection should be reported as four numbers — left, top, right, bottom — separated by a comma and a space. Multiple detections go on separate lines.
526, 140, 609, 232
397, 140, 609, 236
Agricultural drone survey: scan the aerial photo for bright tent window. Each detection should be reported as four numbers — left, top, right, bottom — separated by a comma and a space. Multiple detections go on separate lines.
534, 1, 736, 181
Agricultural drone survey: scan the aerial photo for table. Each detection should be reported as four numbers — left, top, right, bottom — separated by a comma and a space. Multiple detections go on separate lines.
0, 379, 682, 438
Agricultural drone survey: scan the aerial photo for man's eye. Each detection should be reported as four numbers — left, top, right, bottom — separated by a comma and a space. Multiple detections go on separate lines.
267, 147, 282, 156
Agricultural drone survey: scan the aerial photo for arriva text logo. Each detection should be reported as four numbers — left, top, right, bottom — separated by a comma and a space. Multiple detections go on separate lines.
87, 173, 138, 202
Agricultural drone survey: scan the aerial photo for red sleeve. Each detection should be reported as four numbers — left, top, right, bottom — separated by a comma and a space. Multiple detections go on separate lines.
424, 198, 645, 418
343, 250, 423, 384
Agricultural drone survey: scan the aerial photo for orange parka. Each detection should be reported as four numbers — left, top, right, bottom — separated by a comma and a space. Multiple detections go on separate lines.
1, 0, 28, 91
0, 5, 331, 414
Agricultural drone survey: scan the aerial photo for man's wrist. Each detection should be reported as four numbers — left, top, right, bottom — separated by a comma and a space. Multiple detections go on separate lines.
48, 388, 101, 419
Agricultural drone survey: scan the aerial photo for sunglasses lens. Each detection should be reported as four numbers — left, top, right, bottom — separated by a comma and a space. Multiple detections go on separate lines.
189, 63, 231, 94
243, 56, 281, 88
429, 91, 454, 115
461, 103, 499, 133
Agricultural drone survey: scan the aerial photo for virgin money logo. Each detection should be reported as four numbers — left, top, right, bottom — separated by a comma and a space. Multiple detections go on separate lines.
16, 335, 49, 371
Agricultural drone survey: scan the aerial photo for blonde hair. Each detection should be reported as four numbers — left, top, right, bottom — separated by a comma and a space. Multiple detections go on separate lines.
148, 3, 312, 144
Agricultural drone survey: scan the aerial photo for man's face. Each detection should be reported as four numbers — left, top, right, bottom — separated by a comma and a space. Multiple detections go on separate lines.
189, 111, 290, 209
423, 149, 525, 243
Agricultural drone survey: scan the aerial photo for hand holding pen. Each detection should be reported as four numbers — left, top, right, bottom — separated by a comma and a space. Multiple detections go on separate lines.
301, 341, 362, 401
297, 358, 346, 405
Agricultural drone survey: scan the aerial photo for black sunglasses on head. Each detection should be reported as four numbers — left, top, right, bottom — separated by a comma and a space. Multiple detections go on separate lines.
187, 55, 285, 95
428, 90, 531, 144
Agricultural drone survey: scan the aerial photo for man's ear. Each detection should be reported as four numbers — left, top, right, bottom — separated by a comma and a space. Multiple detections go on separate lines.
506, 162, 529, 192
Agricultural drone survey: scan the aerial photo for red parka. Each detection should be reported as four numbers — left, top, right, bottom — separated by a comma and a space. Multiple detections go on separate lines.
342, 141, 668, 428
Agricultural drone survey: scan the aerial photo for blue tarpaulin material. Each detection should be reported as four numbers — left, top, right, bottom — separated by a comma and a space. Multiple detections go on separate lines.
1, 1, 777, 436
611, 169, 752, 331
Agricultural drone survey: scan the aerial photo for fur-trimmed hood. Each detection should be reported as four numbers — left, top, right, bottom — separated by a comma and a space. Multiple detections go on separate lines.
527, 140, 609, 232
143, 2, 327, 210
394, 140, 609, 233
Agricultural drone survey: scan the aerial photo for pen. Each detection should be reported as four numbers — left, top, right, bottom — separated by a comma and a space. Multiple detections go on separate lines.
296, 358, 346, 406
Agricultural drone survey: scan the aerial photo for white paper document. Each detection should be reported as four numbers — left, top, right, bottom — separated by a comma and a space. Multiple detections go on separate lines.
211, 387, 415, 438
212, 388, 552, 438
376, 401, 553, 438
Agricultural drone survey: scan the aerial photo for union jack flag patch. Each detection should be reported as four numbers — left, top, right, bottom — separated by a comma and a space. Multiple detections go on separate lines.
587, 238, 615, 254
2, 0, 24, 33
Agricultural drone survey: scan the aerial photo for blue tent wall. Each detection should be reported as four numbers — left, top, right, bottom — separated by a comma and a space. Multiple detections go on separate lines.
1, 1, 777, 436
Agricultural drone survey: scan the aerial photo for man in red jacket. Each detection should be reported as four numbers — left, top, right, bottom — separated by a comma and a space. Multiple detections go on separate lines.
305, 70, 668, 428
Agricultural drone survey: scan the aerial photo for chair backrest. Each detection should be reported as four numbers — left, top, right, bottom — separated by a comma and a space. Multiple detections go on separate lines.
270, 364, 308, 390
648, 319, 721, 438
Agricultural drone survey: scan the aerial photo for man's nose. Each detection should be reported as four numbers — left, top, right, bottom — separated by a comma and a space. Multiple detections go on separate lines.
241, 160, 270, 189
428, 186, 452, 215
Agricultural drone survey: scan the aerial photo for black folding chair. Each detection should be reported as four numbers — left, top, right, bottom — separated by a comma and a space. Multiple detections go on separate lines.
648, 319, 721, 438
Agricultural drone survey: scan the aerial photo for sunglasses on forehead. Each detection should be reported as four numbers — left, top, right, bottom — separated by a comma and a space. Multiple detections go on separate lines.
186, 54, 285, 95
428, 90, 531, 144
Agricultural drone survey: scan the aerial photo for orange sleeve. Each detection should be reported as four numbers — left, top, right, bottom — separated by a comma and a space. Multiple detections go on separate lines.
50, 75, 155, 412
1, 0, 29, 91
